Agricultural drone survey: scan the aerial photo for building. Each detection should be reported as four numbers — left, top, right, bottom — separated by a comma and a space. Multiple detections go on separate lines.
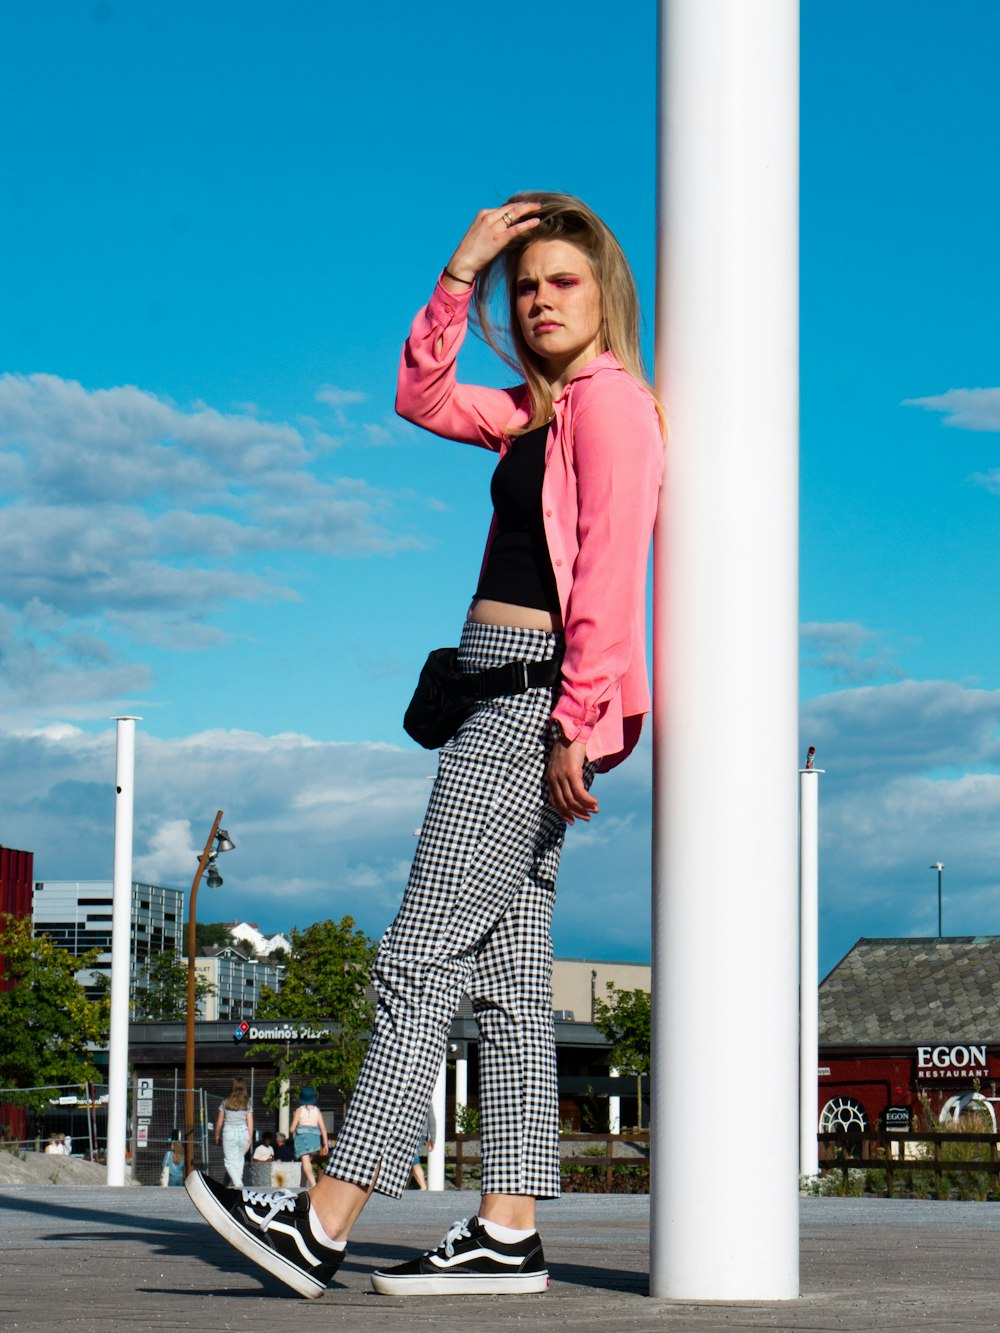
0, 846, 33, 926
818, 936, 1000, 1133
1, 846, 34, 989
226, 921, 291, 958
33, 879, 183, 994
193, 944, 286, 1021
551, 957, 651, 1021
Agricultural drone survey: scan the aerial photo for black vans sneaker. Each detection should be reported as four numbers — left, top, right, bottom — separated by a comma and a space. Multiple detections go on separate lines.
370, 1216, 548, 1295
185, 1172, 344, 1299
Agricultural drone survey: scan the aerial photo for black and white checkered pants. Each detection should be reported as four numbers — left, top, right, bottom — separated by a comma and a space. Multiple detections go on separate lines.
326, 619, 593, 1200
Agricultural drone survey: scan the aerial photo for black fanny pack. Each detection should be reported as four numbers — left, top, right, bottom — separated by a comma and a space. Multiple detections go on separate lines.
403, 646, 562, 750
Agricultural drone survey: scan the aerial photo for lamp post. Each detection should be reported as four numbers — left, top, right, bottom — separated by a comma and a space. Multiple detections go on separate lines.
930, 862, 945, 938
184, 812, 236, 1176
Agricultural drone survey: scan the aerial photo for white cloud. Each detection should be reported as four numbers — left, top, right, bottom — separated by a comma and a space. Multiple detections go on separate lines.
801, 679, 1000, 966
903, 387, 1000, 432
0, 372, 427, 714
1, 722, 435, 942
801, 621, 904, 685
316, 386, 366, 409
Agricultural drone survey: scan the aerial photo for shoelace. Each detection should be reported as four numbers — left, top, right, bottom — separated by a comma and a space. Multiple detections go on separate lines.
432, 1217, 473, 1259
242, 1186, 300, 1229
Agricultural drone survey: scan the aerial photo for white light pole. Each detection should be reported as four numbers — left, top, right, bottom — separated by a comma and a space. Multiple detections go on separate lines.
106, 716, 141, 1187
427, 1053, 447, 1191
799, 750, 823, 1178
652, 0, 800, 1301
930, 863, 945, 938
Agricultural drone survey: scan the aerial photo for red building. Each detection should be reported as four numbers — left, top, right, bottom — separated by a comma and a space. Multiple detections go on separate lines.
1, 845, 35, 1143
818, 937, 1000, 1132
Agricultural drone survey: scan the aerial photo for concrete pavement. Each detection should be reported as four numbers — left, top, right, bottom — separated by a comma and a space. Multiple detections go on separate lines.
2, 1188, 1000, 1331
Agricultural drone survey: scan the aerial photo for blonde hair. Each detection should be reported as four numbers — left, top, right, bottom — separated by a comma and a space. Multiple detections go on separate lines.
472, 191, 659, 433
224, 1078, 250, 1111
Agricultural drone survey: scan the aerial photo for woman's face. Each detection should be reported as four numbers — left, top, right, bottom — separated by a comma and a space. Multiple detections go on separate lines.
515, 238, 603, 382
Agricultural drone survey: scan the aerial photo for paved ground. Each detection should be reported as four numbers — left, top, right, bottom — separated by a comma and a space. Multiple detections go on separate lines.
3, 1188, 1000, 1332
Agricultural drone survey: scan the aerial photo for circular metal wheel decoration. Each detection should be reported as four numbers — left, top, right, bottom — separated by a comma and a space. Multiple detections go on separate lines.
819, 1096, 868, 1133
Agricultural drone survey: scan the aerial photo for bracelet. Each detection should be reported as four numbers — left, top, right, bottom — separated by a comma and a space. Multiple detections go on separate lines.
443, 266, 475, 288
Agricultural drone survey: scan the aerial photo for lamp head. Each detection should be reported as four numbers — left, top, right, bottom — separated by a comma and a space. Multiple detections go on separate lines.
216, 829, 235, 854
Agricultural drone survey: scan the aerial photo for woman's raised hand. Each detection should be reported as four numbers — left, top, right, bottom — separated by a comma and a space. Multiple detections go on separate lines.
441, 201, 541, 291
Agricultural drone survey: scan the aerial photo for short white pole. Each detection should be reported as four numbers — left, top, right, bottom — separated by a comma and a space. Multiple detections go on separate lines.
609, 1066, 621, 1135
427, 1054, 447, 1191
106, 716, 141, 1187
278, 1079, 291, 1138
652, 0, 800, 1300
799, 760, 823, 1177
454, 1052, 468, 1122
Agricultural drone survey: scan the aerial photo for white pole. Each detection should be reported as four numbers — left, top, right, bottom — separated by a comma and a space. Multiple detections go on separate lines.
454, 1052, 468, 1122
799, 761, 823, 1177
106, 716, 141, 1187
427, 1054, 447, 1191
609, 1066, 621, 1135
652, 0, 800, 1301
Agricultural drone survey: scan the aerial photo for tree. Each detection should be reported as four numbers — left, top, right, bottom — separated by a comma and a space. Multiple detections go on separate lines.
133, 950, 217, 1021
0, 914, 110, 1110
250, 917, 375, 1110
187, 921, 236, 950
593, 981, 651, 1129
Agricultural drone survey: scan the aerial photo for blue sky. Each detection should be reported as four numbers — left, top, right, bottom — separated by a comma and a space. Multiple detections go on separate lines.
2, 1, 999, 977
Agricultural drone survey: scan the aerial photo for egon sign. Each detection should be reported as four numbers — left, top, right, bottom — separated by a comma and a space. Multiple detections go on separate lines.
915, 1044, 989, 1079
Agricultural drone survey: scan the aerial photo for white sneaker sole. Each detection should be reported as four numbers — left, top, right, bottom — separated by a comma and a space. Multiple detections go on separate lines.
185, 1172, 327, 1300
370, 1269, 549, 1296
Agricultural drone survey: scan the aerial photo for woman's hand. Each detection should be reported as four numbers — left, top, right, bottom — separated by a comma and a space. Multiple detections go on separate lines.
441, 201, 541, 291
546, 733, 599, 824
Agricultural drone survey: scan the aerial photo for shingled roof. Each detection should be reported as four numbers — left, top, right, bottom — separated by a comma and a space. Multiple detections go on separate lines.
819, 937, 1000, 1044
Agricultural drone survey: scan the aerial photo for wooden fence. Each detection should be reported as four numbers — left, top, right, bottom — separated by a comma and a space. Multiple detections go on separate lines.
819, 1130, 1000, 1198
450, 1131, 649, 1191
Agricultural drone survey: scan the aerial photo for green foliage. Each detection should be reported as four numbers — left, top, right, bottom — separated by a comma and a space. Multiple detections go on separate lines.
133, 950, 217, 1021
250, 917, 375, 1108
593, 981, 651, 1129
454, 1104, 481, 1135
0, 915, 110, 1107
188, 921, 236, 950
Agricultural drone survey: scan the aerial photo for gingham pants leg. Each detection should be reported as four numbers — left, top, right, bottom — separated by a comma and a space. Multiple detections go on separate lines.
326, 622, 575, 1200
466, 810, 568, 1197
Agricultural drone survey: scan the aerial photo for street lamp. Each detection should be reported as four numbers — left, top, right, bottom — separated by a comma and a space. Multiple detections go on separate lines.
184, 812, 236, 1175
930, 862, 945, 939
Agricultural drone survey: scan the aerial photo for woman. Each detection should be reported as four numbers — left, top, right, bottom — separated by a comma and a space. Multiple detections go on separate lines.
214, 1078, 253, 1189
187, 193, 663, 1300
160, 1140, 185, 1187
289, 1085, 329, 1188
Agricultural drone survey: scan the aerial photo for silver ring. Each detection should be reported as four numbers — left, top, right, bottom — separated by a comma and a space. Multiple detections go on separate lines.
502, 211, 514, 228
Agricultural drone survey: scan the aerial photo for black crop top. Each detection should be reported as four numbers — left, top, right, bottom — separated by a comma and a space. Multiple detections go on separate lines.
474, 423, 561, 614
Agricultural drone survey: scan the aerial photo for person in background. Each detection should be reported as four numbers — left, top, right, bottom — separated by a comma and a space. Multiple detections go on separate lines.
289, 1086, 328, 1188
214, 1078, 253, 1189
252, 1131, 276, 1163
160, 1140, 185, 1187
44, 1132, 68, 1155
408, 1102, 438, 1190
274, 1131, 295, 1163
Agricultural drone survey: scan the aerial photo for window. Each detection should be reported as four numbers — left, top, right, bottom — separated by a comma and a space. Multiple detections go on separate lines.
819, 1097, 867, 1133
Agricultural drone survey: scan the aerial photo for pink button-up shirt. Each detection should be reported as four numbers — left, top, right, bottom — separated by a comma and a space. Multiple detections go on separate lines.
396, 278, 664, 772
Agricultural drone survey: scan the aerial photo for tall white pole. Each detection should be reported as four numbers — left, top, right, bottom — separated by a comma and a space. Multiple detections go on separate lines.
652, 0, 800, 1301
106, 716, 141, 1187
427, 1054, 447, 1191
799, 760, 822, 1177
